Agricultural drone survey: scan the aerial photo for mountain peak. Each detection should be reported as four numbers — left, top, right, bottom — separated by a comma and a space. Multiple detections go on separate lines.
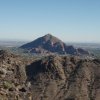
42, 34, 60, 43
43, 33, 57, 40
44, 33, 53, 37
43, 33, 53, 40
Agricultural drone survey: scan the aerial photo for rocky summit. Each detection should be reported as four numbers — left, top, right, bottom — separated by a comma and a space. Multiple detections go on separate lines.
0, 50, 100, 100
20, 34, 89, 55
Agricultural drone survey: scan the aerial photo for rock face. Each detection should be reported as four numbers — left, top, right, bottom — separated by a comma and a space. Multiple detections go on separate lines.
0, 50, 100, 100
26, 55, 100, 100
20, 34, 89, 55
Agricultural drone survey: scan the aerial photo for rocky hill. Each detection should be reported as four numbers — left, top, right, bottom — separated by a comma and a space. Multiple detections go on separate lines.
0, 50, 100, 100
20, 34, 89, 55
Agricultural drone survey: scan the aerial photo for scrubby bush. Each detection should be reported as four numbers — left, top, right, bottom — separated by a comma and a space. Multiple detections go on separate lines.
3, 81, 12, 89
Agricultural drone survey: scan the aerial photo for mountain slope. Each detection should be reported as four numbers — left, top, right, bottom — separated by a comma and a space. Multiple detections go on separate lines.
26, 55, 100, 100
0, 50, 100, 100
20, 34, 89, 55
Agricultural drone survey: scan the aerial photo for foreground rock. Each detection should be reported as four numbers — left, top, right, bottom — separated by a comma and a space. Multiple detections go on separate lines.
0, 50, 100, 100
0, 50, 33, 100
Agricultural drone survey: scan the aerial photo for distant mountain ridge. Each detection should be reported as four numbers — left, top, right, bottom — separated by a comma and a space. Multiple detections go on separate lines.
20, 34, 90, 55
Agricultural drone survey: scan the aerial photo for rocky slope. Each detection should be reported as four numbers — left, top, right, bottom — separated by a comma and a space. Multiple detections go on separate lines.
20, 34, 89, 55
0, 50, 100, 100
0, 50, 34, 100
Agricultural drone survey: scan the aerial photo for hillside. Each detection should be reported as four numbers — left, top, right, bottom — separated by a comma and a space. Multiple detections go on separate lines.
0, 50, 100, 100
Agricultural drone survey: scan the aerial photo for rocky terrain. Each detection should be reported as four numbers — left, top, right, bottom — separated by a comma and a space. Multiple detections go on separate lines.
20, 34, 89, 55
0, 50, 34, 100
0, 50, 100, 100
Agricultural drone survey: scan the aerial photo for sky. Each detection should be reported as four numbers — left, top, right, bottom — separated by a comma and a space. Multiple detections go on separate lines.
0, 0, 100, 43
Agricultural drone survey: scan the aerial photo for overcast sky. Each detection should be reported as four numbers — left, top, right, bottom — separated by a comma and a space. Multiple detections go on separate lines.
0, 0, 100, 43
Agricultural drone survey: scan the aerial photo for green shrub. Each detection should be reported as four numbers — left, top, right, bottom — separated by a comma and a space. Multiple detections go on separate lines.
3, 81, 12, 89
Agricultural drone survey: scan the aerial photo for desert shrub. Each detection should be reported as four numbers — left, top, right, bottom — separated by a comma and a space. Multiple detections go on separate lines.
3, 81, 12, 89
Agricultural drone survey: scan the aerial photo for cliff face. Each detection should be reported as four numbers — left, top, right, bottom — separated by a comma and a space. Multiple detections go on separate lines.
20, 34, 89, 55
0, 50, 100, 100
